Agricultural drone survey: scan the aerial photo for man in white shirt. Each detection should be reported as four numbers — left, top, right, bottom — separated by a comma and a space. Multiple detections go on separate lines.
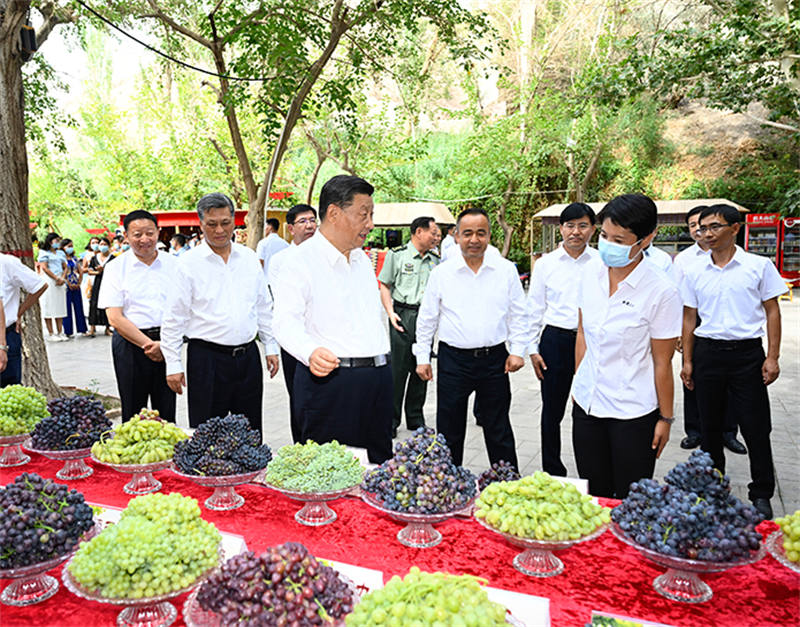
0, 253, 47, 387
267, 203, 318, 443
527, 203, 597, 476
673, 206, 745, 454
162, 193, 280, 435
99, 210, 179, 422
256, 218, 289, 282
272, 176, 393, 462
440, 224, 458, 261
414, 208, 528, 468
680, 204, 786, 520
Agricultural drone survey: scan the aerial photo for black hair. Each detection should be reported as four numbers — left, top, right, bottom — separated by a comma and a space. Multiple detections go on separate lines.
699, 204, 741, 225
286, 204, 317, 224
266, 218, 280, 232
410, 216, 435, 235
318, 175, 374, 221
123, 210, 158, 231
99, 237, 111, 246
559, 202, 596, 225
597, 194, 657, 240
61, 238, 74, 253
685, 205, 708, 224
42, 232, 60, 251
456, 207, 490, 226
171, 233, 187, 247
197, 193, 235, 220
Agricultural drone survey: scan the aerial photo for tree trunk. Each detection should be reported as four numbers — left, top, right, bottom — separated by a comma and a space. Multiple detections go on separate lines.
0, 1, 61, 398
306, 153, 326, 205
497, 180, 515, 258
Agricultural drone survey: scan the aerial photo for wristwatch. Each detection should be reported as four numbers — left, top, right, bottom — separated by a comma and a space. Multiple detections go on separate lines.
0, 345, 8, 352
658, 415, 675, 425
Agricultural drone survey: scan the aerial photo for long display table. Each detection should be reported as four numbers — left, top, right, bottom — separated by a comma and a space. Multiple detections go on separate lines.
1, 455, 798, 627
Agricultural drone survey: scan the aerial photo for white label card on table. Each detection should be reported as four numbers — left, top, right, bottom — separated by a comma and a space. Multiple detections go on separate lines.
486, 586, 551, 627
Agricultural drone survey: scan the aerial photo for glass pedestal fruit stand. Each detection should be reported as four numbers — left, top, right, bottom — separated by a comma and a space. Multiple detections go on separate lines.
25, 444, 93, 479
170, 466, 264, 511
91, 456, 171, 495
0, 433, 31, 467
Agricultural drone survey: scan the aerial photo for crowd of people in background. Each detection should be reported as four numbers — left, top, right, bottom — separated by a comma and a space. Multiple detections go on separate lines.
0, 175, 787, 520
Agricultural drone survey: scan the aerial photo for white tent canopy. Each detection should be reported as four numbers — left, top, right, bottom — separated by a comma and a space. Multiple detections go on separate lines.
372, 202, 455, 227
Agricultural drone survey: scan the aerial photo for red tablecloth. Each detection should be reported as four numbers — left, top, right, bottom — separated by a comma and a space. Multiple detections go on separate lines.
2, 455, 798, 627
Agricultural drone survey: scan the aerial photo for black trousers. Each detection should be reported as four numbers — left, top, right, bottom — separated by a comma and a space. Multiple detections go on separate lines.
436, 342, 518, 469
293, 362, 393, 463
112, 331, 175, 422
0, 326, 21, 387
390, 305, 426, 430
280, 348, 301, 443
186, 339, 263, 435
538, 325, 576, 476
693, 337, 775, 500
572, 403, 659, 499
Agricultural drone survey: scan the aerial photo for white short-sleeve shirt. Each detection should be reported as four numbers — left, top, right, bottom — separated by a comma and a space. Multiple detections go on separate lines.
681, 246, 787, 340
0, 254, 46, 325
573, 257, 682, 419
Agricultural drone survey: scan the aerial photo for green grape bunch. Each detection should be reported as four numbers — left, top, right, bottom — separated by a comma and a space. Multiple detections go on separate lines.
775, 509, 800, 563
475, 471, 610, 540
91, 414, 187, 464
67, 493, 221, 599
264, 440, 364, 492
0, 384, 49, 436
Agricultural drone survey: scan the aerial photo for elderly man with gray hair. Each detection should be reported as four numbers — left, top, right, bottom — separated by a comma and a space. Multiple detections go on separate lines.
161, 192, 280, 435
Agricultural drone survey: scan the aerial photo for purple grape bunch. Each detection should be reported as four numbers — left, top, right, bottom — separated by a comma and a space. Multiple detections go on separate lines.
196, 543, 354, 626
30, 395, 111, 451
362, 427, 477, 514
0, 473, 94, 569
612, 450, 763, 561
477, 460, 521, 491
174, 414, 271, 476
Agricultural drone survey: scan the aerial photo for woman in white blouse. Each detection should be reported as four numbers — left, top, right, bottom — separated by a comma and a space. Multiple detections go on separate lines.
572, 194, 682, 498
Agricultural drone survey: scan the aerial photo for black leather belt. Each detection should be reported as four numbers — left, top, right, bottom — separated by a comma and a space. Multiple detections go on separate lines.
393, 301, 420, 311
139, 327, 161, 341
440, 342, 505, 358
545, 325, 577, 336
338, 353, 390, 368
188, 338, 255, 357
695, 336, 761, 350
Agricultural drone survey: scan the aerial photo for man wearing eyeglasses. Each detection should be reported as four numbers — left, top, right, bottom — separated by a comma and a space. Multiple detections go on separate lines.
680, 204, 786, 520
268, 204, 318, 443
527, 203, 598, 476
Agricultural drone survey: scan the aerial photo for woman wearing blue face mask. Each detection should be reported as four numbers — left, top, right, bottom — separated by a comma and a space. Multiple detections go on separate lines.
37, 232, 69, 341
61, 239, 88, 338
571, 194, 682, 498
87, 237, 113, 337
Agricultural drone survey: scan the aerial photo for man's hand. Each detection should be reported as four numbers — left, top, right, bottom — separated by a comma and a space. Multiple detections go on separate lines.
651, 420, 671, 458
675, 337, 683, 353
166, 373, 185, 395
389, 312, 405, 333
530, 353, 547, 380
416, 364, 433, 381
680, 363, 694, 391
55, 277, 65, 286
0, 349, 7, 373
505, 355, 524, 373
309, 347, 340, 377
142, 340, 164, 362
266, 354, 280, 378
762, 357, 780, 385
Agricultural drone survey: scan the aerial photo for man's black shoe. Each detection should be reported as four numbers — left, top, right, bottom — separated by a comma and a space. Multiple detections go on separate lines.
680, 435, 701, 449
751, 498, 773, 520
723, 435, 747, 455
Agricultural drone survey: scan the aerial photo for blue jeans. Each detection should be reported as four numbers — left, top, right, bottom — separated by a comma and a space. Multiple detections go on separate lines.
63, 287, 87, 336
1, 326, 22, 386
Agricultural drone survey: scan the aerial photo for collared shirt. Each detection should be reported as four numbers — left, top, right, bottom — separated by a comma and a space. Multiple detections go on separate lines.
526, 243, 598, 354
672, 242, 709, 286
573, 257, 682, 419
97, 250, 178, 328
377, 242, 439, 306
681, 246, 787, 340
37, 250, 67, 276
413, 250, 529, 365
161, 241, 278, 375
266, 240, 297, 289
644, 245, 675, 283
256, 233, 289, 282
272, 232, 389, 365
0, 254, 46, 325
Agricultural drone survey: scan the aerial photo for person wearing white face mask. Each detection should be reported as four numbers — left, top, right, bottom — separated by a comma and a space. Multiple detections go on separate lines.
37, 232, 68, 341
572, 194, 682, 498
87, 237, 114, 337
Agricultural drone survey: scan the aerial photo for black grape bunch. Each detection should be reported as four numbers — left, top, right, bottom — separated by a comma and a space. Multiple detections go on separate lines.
30, 395, 111, 451
478, 460, 521, 491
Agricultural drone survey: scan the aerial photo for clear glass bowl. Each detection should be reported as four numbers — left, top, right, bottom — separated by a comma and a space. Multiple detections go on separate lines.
62, 550, 219, 627
91, 455, 171, 495
610, 521, 765, 603
25, 444, 94, 479
169, 465, 265, 511
361, 491, 477, 549
0, 523, 98, 606
0, 433, 31, 467
261, 481, 360, 526
475, 514, 607, 577
766, 529, 800, 574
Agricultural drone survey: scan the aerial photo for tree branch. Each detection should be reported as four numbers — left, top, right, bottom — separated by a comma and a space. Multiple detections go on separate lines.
743, 112, 800, 134
34, 1, 75, 49
143, 0, 211, 48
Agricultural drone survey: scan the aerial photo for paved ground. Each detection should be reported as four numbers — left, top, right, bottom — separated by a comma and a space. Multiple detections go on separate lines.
43, 298, 799, 516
